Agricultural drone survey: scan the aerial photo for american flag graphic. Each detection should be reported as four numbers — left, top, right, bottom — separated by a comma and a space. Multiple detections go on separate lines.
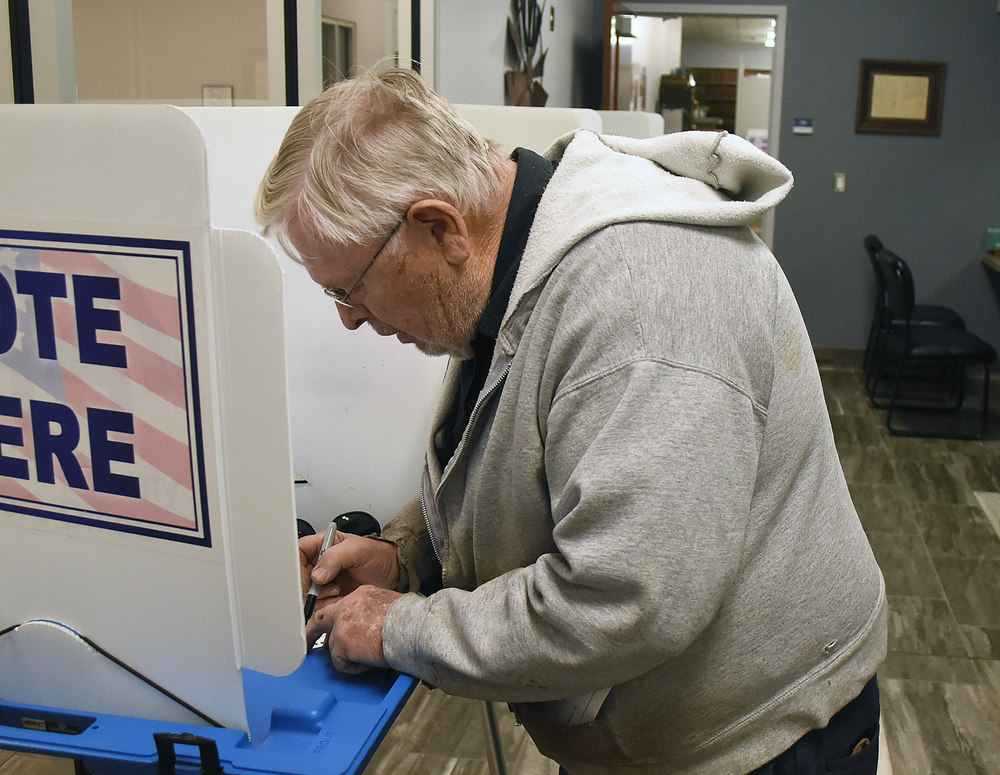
0, 230, 211, 546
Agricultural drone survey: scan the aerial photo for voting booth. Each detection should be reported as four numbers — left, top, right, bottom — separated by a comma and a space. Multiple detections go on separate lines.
0, 100, 607, 774
0, 104, 419, 775
595, 110, 666, 139
174, 106, 448, 533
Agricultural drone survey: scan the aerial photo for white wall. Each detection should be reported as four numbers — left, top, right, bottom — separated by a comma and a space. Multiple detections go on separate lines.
735, 71, 770, 140
540, 0, 603, 107
295, 0, 322, 103
28, 0, 76, 102
629, 15, 681, 114
433, 0, 506, 105
434, 0, 602, 108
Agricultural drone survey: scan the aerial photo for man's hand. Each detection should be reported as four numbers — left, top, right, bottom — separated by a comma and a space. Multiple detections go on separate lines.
299, 531, 400, 599
305, 585, 403, 673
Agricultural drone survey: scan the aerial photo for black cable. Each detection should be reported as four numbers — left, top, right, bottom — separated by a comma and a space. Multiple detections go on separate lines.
0, 620, 224, 727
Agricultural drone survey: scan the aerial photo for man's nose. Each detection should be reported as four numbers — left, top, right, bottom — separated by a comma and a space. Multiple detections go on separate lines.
336, 302, 367, 330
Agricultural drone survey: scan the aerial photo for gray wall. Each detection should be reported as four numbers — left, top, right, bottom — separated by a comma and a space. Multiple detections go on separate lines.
626, 0, 1000, 351
436, 0, 1000, 351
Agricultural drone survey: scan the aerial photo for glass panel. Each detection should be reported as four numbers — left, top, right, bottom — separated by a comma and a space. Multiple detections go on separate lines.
337, 25, 353, 77
321, 1, 396, 72
322, 22, 339, 87
71, 0, 269, 105
322, 18, 355, 86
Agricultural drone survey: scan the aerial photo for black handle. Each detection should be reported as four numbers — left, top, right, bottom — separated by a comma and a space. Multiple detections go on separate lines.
154, 732, 223, 775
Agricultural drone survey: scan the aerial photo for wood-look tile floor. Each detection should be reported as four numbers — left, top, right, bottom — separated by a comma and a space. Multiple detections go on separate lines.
821, 353, 1000, 775
362, 690, 555, 775
3, 355, 998, 774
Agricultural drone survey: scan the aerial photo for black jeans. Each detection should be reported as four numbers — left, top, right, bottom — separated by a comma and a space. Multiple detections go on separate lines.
748, 675, 880, 775
557, 675, 880, 775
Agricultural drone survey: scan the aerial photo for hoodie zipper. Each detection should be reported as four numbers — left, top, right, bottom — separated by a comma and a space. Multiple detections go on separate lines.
420, 470, 443, 567
420, 359, 514, 570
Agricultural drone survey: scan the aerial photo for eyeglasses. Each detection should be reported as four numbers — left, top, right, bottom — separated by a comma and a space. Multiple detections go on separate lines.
323, 219, 404, 307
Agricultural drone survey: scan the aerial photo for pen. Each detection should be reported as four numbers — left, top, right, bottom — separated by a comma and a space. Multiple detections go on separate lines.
303, 520, 337, 623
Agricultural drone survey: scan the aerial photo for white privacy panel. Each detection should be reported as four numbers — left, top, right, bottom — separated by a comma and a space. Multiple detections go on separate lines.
455, 103, 602, 153
0, 105, 304, 736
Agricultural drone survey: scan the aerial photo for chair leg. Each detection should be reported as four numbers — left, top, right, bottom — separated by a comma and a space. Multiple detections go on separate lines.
481, 701, 508, 775
863, 317, 880, 377
887, 360, 991, 440
867, 334, 889, 402
885, 360, 905, 434
980, 363, 991, 438
873, 355, 964, 411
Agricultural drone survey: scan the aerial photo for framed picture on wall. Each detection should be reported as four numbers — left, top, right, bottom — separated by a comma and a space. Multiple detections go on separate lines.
855, 59, 945, 135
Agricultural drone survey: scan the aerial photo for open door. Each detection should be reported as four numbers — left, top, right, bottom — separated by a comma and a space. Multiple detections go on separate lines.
599, 2, 786, 249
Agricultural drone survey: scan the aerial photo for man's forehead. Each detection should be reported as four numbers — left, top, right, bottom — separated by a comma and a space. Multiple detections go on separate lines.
285, 215, 317, 255
284, 215, 340, 263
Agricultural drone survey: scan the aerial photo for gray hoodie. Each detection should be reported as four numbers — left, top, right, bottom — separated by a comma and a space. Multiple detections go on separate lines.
381, 130, 886, 774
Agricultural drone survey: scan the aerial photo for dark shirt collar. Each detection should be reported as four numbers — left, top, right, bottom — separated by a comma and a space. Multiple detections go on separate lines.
435, 148, 554, 467
475, 147, 555, 340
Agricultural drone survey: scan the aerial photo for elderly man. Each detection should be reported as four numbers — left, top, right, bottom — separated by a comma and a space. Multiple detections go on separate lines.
256, 68, 885, 775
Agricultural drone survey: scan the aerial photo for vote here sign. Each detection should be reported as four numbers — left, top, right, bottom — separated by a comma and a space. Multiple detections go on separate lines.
0, 230, 211, 546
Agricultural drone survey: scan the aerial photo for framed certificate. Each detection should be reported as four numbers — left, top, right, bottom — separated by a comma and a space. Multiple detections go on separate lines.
856, 59, 945, 136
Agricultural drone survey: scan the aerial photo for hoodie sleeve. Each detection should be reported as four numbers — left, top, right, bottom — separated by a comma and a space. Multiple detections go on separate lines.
381, 360, 762, 701
380, 222, 773, 702
381, 496, 440, 593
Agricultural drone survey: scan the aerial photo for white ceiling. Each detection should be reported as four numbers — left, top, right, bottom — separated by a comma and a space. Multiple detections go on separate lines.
680, 15, 776, 45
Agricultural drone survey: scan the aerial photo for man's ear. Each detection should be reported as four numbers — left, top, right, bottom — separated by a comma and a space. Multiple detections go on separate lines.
407, 199, 472, 266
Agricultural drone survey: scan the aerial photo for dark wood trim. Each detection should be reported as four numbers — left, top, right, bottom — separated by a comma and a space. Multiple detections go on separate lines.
410, 0, 420, 72
283, 0, 298, 105
9, 0, 34, 104
600, 0, 613, 110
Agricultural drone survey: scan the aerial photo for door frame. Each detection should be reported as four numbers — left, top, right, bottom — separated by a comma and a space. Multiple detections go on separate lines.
605, 2, 787, 247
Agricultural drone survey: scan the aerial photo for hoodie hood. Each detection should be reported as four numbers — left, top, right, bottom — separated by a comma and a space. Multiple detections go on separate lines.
544, 129, 793, 227
501, 130, 794, 341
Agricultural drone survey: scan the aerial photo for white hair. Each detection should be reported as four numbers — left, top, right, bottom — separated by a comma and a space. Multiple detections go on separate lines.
255, 67, 506, 260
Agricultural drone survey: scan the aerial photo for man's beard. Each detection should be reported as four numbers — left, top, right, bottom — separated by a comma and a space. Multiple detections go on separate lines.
370, 259, 491, 361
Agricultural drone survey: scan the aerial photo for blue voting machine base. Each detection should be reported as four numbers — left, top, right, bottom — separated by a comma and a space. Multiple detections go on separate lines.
0, 650, 417, 775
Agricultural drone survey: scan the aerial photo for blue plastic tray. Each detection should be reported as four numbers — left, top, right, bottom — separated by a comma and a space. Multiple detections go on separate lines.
0, 650, 417, 775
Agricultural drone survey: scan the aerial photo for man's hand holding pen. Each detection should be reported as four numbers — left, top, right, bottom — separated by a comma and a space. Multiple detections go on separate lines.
299, 527, 402, 674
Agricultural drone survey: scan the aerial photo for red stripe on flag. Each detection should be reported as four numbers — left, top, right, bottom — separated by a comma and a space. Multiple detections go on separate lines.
60, 369, 195, 491
39, 250, 182, 340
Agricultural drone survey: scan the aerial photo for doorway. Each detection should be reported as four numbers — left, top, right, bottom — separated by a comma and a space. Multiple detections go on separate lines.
602, 2, 787, 247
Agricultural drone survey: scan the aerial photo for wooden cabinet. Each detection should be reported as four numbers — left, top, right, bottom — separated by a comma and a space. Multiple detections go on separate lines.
688, 67, 737, 133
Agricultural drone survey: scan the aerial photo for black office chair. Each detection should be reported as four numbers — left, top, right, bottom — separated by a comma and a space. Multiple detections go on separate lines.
863, 235, 965, 403
876, 249, 996, 439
